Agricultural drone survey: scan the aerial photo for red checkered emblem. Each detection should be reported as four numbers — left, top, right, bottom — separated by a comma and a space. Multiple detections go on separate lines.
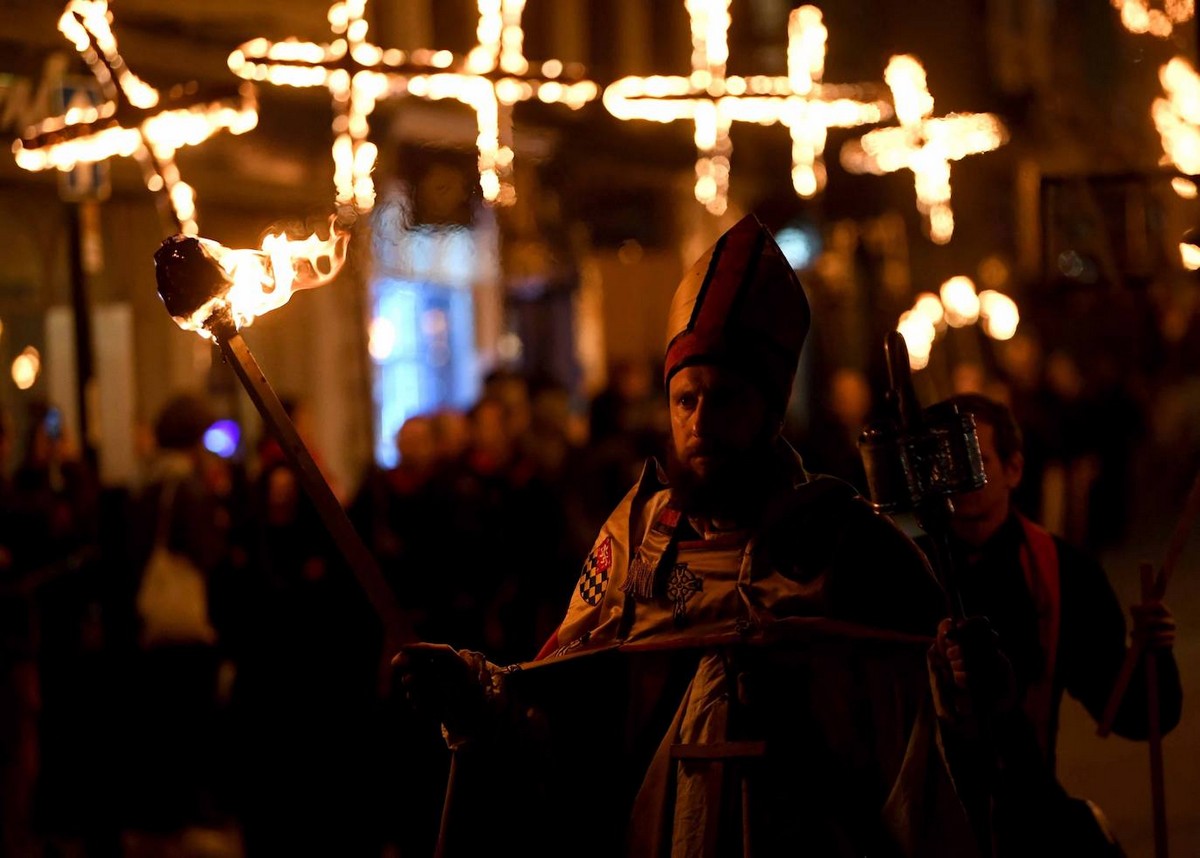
578, 536, 613, 607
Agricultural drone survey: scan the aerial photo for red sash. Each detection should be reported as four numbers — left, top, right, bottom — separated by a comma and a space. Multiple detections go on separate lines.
1016, 514, 1061, 759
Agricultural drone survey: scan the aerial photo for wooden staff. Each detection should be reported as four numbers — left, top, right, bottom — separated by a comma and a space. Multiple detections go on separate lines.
208, 310, 414, 646
1095, 467, 1200, 858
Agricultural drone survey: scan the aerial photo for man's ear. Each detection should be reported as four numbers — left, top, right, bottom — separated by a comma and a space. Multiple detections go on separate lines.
1004, 451, 1024, 490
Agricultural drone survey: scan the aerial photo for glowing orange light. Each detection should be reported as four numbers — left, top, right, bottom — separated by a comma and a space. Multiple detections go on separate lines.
840, 55, 1007, 244
603, 3, 888, 215
368, 316, 397, 361
229, 0, 596, 211
12, 347, 40, 390
940, 275, 980, 327
895, 276, 1019, 370
1111, 0, 1193, 37
1172, 176, 1198, 198
169, 217, 351, 335
897, 310, 935, 370
1181, 240, 1200, 270
1154, 57, 1200, 176
979, 290, 1019, 340
12, 1, 257, 235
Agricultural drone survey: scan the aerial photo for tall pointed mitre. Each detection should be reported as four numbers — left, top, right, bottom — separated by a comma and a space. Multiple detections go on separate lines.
663, 214, 811, 414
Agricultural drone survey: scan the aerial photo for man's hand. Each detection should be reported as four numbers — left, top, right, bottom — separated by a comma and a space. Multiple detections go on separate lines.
1130, 601, 1176, 651
392, 642, 491, 741
930, 616, 1018, 727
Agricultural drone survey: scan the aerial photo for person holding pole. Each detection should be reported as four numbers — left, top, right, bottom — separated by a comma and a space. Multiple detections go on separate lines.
927, 393, 1182, 856
393, 215, 1003, 857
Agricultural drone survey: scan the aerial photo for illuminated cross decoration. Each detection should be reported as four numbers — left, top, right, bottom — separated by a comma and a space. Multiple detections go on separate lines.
1111, 0, 1194, 37
12, 0, 258, 235
840, 55, 1007, 245
603, 2, 889, 216
229, 0, 597, 215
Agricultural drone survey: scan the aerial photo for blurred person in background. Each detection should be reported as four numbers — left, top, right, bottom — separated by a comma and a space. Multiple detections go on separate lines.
928, 393, 1181, 856
227, 396, 381, 856
126, 393, 227, 836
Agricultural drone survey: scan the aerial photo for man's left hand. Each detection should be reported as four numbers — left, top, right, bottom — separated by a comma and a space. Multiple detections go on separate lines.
1130, 601, 1176, 650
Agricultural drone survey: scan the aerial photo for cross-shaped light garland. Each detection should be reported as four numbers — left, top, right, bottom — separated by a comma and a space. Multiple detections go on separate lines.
1112, 0, 1193, 37
12, 0, 258, 235
228, 0, 597, 215
840, 55, 1007, 245
1154, 56, 1200, 175
602, 2, 889, 216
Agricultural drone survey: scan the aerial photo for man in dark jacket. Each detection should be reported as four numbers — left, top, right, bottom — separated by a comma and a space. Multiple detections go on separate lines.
928, 393, 1181, 856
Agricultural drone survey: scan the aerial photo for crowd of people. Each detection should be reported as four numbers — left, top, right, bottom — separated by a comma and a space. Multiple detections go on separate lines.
0, 218, 1190, 857
0, 359, 676, 856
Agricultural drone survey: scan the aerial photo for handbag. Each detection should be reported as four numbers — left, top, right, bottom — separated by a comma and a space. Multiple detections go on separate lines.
136, 479, 217, 648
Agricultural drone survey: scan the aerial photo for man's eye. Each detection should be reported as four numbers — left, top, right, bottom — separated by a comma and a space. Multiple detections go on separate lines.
676, 394, 697, 410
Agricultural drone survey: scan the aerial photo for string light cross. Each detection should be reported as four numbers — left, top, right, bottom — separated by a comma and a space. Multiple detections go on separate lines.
229, 0, 597, 214
840, 55, 1007, 244
603, 2, 888, 215
13, 0, 258, 235
1112, 0, 1194, 37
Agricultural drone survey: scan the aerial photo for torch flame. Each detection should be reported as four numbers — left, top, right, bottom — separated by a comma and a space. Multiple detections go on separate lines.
176, 217, 351, 335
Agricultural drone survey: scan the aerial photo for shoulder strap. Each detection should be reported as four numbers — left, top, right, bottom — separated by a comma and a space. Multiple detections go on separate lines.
1016, 513, 1061, 757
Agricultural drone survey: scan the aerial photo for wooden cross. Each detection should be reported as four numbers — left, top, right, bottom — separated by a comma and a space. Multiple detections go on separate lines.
603, 2, 888, 216
840, 54, 1007, 245
229, 0, 597, 213
14, 0, 258, 235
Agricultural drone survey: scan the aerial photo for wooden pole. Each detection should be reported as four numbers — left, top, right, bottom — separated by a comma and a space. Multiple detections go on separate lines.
208, 310, 414, 647
1098, 466, 1200, 736
1140, 563, 1169, 858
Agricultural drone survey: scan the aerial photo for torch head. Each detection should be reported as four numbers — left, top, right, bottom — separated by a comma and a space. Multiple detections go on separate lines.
154, 234, 231, 328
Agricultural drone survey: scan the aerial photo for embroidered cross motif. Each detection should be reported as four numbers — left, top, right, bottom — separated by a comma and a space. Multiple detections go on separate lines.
666, 563, 702, 626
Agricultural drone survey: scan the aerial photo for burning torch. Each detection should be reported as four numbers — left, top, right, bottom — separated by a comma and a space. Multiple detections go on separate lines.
153, 222, 414, 652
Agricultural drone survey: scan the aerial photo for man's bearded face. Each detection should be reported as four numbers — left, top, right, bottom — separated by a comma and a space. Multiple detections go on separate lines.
666, 364, 776, 515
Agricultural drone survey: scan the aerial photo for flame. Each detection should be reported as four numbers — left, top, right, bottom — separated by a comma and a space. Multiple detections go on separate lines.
229, 0, 595, 211
604, 3, 887, 214
940, 275, 981, 327
1154, 56, 1200, 175
12, 346, 40, 390
176, 218, 351, 335
1181, 240, 1200, 269
1172, 176, 1198, 197
913, 291, 945, 326
897, 310, 935, 369
895, 276, 1019, 369
13, 0, 257, 235
840, 55, 1007, 244
979, 290, 1019, 340
1111, 0, 1193, 36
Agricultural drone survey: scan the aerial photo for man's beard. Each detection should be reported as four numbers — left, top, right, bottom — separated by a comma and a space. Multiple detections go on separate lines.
666, 436, 782, 521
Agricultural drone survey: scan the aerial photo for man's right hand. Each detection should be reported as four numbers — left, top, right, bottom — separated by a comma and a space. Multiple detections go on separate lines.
392, 642, 491, 741
930, 616, 1017, 727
